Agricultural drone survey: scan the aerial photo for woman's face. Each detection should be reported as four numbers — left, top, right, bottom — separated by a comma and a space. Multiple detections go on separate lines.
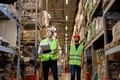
47, 30, 53, 38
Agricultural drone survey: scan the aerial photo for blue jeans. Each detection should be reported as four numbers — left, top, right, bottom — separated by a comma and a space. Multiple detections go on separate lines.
70, 65, 81, 80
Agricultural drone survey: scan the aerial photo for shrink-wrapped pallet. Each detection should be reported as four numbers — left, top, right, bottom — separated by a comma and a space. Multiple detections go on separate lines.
0, 19, 17, 47
91, 18, 96, 39
85, 0, 89, 11
105, 21, 120, 50
80, 27, 85, 42
88, 0, 93, 15
112, 21, 120, 42
21, 30, 41, 41
97, 63, 106, 80
87, 28, 91, 43
96, 17, 103, 34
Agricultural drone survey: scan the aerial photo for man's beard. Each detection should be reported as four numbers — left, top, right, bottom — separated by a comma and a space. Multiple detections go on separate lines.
75, 41, 79, 43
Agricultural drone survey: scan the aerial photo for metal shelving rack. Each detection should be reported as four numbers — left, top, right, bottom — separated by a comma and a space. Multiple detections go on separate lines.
0, 45, 16, 54
0, 4, 18, 55
0, 5, 16, 20
0, 0, 42, 79
0, 0, 21, 80
21, 0, 42, 77
85, 30, 104, 50
83, 0, 120, 79
84, 0, 104, 74
103, 0, 120, 79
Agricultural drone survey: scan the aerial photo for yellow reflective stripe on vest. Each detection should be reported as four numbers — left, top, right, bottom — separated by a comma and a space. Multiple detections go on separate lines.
69, 58, 82, 61
70, 54, 82, 56
70, 54, 82, 61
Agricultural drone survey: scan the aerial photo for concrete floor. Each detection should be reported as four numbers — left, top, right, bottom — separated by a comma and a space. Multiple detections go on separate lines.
48, 73, 70, 80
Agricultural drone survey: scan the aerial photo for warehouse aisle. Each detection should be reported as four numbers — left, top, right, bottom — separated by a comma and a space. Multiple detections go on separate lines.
1, 0, 120, 80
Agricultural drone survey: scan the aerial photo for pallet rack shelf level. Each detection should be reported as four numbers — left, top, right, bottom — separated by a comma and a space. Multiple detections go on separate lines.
103, 0, 116, 15
85, 30, 104, 50
105, 45, 120, 55
90, 0, 101, 18
0, 5, 14, 20
0, 45, 16, 54
0, 5, 18, 55
0, 5, 19, 26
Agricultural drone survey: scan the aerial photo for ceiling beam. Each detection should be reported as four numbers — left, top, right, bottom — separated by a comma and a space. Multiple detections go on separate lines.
51, 20, 74, 22
48, 9, 76, 11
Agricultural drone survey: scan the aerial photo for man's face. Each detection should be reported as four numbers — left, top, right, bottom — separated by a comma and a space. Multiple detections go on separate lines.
74, 37, 80, 42
47, 30, 53, 37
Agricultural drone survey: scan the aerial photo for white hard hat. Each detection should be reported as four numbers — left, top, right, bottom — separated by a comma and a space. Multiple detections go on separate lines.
47, 28, 54, 33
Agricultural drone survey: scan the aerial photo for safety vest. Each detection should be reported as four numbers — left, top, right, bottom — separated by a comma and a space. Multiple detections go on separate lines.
41, 38, 57, 61
69, 43, 84, 66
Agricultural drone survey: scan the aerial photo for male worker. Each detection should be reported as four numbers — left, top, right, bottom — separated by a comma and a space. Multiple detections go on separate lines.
38, 28, 58, 80
69, 34, 84, 80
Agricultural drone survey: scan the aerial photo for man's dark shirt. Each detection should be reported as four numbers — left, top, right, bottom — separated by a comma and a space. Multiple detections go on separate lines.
75, 44, 80, 50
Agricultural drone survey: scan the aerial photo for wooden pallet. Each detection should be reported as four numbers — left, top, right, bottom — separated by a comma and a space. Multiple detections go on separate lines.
105, 42, 115, 50
113, 39, 120, 46
105, 39, 120, 50
113, 32, 120, 43
112, 21, 120, 34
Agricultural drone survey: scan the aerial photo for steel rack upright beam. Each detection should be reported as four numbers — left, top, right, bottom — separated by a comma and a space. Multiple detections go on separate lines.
34, 0, 38, 75
16, 0, 22, 80
21, 0, 42, 76
91, 44, 94, 73
103, 15, 109, 78
103, 0, 116, 78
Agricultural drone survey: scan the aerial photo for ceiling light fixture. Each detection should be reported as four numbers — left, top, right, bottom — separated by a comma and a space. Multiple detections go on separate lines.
66, 16, 68, 21
65, 26, 67, 30
65, 37, 68, 40
66, 0, 68, 5
65, 44, 68, 54
65, 33, 68, 36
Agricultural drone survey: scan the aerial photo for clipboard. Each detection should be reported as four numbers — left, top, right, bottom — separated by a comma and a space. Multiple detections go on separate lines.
40, 43, 50, 51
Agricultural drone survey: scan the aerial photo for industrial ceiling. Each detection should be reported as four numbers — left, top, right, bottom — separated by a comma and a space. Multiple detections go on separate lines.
21, 0, 80, 55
